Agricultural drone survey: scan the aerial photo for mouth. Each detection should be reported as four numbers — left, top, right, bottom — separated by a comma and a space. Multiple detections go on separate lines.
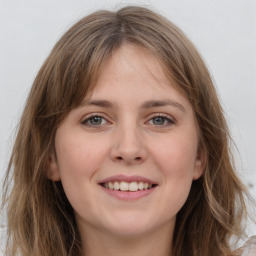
99, 181, 158, 192
98, 175, 158, 200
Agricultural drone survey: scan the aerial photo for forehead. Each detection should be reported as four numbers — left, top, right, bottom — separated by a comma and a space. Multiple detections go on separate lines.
84, 44, 193, 115
88, 44, 170, 96
99, 44, 169, 85
84, 43, 188, 102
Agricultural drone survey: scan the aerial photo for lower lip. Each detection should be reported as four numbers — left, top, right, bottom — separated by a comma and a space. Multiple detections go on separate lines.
99, 185, 157, 200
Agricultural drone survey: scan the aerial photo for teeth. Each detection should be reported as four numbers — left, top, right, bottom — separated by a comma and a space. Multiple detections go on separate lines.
129, 182, 138, 191
120, 181, 129, 191
114, 181, 119, 190
138, 181, 144, 190
103, 181, 154, 191
108, 182, 114, 189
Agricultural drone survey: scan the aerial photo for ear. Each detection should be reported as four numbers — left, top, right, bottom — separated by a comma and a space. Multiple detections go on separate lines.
193, 146, 206, 180
46, 154, 61, 181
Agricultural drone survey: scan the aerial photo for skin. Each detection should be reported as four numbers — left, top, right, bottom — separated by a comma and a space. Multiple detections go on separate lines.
49, 44, 205, 256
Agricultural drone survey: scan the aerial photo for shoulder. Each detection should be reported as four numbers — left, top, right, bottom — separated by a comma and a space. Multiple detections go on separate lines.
240, 236, 256, 256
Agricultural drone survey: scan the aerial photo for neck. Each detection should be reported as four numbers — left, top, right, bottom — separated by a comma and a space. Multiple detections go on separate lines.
79, 222, 174, 256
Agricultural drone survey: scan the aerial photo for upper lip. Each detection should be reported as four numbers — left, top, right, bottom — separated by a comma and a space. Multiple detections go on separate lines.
98, 174, 157, 185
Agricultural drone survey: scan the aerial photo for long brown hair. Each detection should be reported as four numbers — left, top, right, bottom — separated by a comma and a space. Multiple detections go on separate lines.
2, 5, 251, 256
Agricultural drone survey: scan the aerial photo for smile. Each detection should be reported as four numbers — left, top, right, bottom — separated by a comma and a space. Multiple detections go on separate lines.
98, 175, 158, 200
101, 181, 155, 191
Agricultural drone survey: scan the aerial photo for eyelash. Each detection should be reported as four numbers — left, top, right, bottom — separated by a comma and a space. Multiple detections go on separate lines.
147, 114, 175, 127
81, 113, 175, 128
81, 114, 109, 127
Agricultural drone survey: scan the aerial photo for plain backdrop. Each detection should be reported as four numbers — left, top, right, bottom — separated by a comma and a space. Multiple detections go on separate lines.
0, 0, 255, 251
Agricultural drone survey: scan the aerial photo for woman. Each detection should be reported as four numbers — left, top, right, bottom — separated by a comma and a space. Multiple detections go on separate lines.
2, 5, 255, 256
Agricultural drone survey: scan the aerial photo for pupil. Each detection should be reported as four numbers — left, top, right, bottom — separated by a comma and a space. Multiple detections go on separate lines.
153, 117, 164, 125
90, 116, 102, 125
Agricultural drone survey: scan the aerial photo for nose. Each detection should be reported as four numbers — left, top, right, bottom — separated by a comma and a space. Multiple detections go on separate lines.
110, 123, 147, 165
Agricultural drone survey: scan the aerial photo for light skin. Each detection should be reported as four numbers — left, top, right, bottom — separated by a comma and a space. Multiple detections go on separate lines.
49, 44, 205, 256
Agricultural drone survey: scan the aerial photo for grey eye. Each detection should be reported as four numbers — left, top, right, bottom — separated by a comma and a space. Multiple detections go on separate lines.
152, 117, 166, 125
82, 115, 107, 126
88, 116, 103, 125
148, 115, 175, 127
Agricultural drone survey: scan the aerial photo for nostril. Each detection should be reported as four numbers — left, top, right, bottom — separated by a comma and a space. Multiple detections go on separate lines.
116, 156, 123, 161
135, 157, 142, 161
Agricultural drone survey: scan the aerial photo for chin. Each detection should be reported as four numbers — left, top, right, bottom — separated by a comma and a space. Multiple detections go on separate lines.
106, 224, 153, 238
101, 212, 169, 238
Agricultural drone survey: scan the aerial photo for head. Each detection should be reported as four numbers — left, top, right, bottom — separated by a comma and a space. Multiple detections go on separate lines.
3, 6, 247, 256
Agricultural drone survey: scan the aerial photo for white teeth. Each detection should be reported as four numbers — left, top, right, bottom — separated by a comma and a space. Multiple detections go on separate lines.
129, 182, 138, 191
144, 183, 149, 189
103, 181, 154, 191
114, 181, 120, 190
138, 181, 144, 190
120, 181, 129, 191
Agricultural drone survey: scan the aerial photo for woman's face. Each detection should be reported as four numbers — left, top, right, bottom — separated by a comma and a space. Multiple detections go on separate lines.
49, 44, 205, 239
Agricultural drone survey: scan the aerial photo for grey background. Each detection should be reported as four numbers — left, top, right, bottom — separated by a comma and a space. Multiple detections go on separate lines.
1, 0, 255, 252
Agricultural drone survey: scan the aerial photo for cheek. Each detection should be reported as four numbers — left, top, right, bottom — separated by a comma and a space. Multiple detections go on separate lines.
151, 135, 198, 176
56, 139, 89, 176
55, 132, 101, 189
149, 135, 198, 210
55, 131, 108, 176
54, 133, 107, 212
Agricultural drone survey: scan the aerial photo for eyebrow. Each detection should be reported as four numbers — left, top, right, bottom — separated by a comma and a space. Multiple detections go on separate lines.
81, 100, 114, 108
81, 99, 186, 113
141, 100, 186, 113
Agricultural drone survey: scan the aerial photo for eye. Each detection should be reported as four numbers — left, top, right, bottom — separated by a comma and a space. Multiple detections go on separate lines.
81, 115, 108, 127
148, 115, 175, 126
